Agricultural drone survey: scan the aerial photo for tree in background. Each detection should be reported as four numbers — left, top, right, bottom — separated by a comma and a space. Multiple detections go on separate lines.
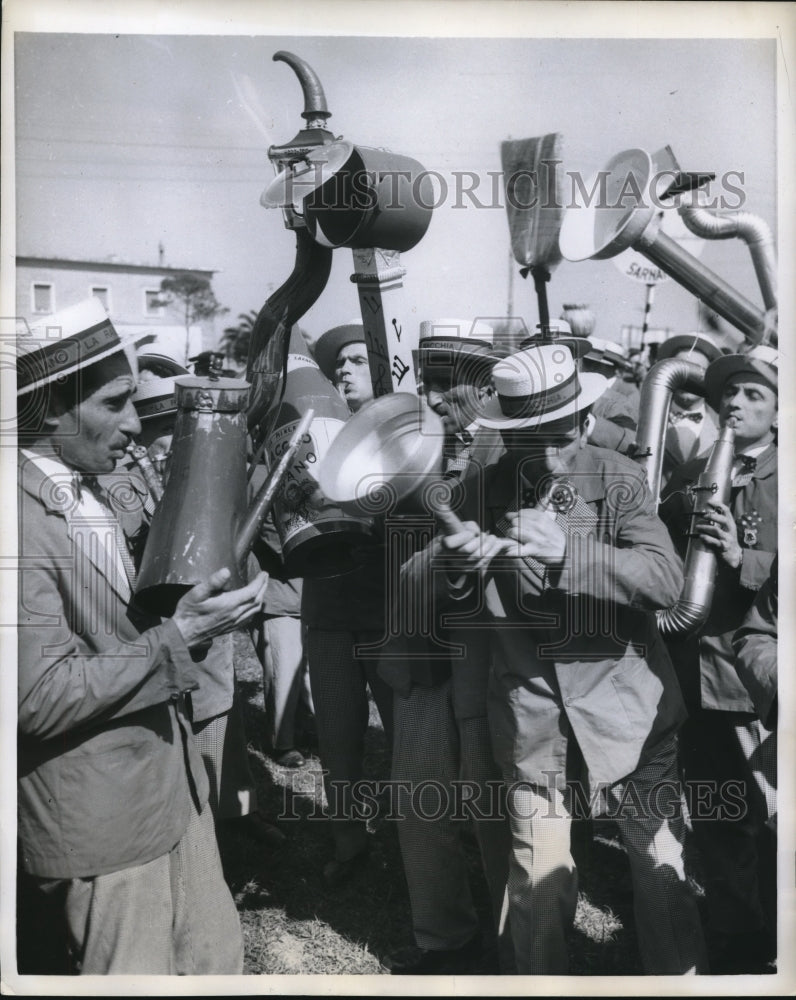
218, 313, 313, 373
155, 274, 228, 363
219, 309, 259, 368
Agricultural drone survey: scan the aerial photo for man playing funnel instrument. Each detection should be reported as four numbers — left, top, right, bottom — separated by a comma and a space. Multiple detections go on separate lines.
435, 341, 707, 975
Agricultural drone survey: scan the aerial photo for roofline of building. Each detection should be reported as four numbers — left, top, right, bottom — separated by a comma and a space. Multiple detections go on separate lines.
16, 255, 219, 276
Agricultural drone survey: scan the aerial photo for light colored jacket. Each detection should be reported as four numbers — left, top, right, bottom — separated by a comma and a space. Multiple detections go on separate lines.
17, 454, 211, 879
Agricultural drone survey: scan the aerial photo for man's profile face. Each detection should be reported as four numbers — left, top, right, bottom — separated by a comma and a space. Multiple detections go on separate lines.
423, 369, 485, 436
719, 375, 777, 449
334, 342, 373, 413
53, 354, 141, 473
501, 414, 587, 478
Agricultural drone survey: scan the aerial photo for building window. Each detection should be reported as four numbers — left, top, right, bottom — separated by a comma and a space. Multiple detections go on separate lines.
91, 286, 110, 311
32, 282, 54, 314
145, 289, 165, 317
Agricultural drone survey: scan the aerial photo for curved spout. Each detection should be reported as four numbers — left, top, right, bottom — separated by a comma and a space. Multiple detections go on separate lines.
678, 205, 777, 315
629, 358, 707, 503
273, 51, 331, 125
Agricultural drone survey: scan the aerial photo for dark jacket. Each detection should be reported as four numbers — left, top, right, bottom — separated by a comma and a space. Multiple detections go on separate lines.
660, 443, 777, 712
732, 555, 778, 729
410, 444, 687, 786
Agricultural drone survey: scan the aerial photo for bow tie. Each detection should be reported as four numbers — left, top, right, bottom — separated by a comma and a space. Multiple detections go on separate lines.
736, 455, 757, 474
671, 410, 703, 424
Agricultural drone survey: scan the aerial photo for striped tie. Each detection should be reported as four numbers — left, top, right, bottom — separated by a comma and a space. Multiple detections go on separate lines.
76, 473, 138, 589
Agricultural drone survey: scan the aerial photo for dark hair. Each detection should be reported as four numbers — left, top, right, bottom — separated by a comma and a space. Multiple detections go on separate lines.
16, 354, 132, 441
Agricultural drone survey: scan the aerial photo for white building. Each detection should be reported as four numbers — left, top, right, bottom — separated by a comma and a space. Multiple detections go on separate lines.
16, 254, 223, 363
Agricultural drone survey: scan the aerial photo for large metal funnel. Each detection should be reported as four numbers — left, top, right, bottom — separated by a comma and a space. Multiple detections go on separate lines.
558, 147, 769, 343
318, 392, 464, 534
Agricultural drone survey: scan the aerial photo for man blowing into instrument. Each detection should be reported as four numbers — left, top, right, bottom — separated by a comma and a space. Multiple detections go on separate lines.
660, 344, 778, 974
299, 323, 394, 888
433, 342, 707, 975
378, 319, 512, 975
16, 297, 268, 975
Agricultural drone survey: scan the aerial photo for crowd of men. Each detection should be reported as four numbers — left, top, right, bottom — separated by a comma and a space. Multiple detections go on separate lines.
15, 294, 778, 977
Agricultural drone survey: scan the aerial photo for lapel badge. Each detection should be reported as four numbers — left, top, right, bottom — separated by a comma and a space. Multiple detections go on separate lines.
739, 509, 762, 548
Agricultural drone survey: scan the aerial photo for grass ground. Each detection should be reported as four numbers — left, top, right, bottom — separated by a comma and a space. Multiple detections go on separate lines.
218, 628, 705, 977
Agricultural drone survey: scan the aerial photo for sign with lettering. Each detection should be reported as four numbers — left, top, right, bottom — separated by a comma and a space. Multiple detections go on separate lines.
351, 247, 419, 397
612, 209, 705, 285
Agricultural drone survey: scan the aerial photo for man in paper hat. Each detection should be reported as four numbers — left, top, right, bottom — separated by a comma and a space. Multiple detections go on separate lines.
425, 341, 706, 975
380, 319, 512, 975
521, 320, 640, 453
660, 343, 778, 973
302, 320, 394, 887
16, 297, 267, 974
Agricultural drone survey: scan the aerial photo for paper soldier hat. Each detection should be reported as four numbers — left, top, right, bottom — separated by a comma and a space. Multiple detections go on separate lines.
418, 318, 501, 374
134, 355, 191, 421
17, 296, 126, 396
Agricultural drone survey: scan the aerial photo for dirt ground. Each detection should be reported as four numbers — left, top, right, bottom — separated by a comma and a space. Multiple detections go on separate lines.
218, 628, 711, 977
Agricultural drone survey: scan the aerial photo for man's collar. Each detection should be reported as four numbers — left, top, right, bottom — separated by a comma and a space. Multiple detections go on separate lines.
490, 445, 606, 505
735, 441, 777, 479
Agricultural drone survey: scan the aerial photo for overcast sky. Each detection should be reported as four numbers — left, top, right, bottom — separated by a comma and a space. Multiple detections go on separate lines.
10, 22, 780, 347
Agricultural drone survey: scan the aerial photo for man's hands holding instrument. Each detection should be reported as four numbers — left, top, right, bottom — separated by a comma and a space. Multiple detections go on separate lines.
172, 568, 269, 650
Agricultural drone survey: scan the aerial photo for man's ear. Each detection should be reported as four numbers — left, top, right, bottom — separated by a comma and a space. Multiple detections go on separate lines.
582, 413, 596, 443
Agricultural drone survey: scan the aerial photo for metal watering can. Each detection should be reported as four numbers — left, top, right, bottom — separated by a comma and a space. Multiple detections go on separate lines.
135, 375, 312, 615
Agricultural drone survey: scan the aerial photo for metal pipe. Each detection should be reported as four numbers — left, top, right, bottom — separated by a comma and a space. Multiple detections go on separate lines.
657, 423, 736, 637
629, 357, 707, 503
679, 205, 777, 312
636, 221, 768, 343
235, 408, 315, 564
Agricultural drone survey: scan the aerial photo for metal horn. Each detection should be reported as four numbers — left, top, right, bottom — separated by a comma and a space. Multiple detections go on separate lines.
630, 357, 709, 504
656, 422, 736, 637
678, 204, 777, 341
559, 147, 774, 344
135, 377, 309, 615
246, 52, 338, 445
